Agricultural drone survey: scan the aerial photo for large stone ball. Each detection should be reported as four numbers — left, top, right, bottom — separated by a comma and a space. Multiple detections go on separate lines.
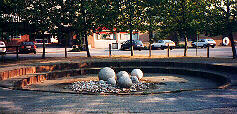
130, 76, 139, 83
131, 69, 143, 80
116, 71, 129, 80
98, 67, 116, 81
107, 78, 116, 85
118, 75, 133, 88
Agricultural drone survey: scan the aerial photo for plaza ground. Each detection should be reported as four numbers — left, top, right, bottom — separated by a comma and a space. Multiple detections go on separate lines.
0, 54, 237, 113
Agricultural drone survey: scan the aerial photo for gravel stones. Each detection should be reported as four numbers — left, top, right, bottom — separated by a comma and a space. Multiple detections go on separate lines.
70, 67, 152, 94
99, 80, 105, 84
71, 80, 160, 94
131, 69, 143, 80
98, 67, 116, 81
71, 80, 117, 93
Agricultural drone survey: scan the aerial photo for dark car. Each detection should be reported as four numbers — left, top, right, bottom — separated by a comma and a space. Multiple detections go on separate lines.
19, 42, 37, 54
121, 40, 144, 50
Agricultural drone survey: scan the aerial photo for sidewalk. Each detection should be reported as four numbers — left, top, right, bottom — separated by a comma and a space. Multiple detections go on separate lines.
36, 48, 73, 53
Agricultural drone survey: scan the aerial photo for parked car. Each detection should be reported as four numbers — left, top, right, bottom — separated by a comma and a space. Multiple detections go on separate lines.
0, 41, 6, 54
121, 40, 144, 50
192, 39, 216, 48
151, 40, 176, 50
19, 42, 37, 54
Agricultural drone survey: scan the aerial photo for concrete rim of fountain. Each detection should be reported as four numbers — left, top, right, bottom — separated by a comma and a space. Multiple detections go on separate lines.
0, 59, 233, 95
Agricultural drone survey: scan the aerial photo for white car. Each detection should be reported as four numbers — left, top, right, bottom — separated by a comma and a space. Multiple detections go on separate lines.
151, 40, 176, 50
192, 39, 216, 48
0, 41, 6, 54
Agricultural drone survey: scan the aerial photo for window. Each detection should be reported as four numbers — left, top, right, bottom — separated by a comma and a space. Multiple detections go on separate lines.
121, 33, 130, 40
22, 42, 34, 45
9, 35, 21, 39
96, 33, 116, 40
199, 39, 204, 42
35, 39, 48, 44
207, 39, 214, 41
158, 40, 164, 43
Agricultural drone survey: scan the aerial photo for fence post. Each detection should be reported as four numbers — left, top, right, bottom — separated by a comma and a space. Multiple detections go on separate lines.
1, 54, 4, 63
109, 44, 111, 57
149, 44, 151, 57
207, 45, 210, 58
16, 46, 19, 60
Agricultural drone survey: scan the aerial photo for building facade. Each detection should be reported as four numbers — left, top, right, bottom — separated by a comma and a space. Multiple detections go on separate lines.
89, 31, 139, 49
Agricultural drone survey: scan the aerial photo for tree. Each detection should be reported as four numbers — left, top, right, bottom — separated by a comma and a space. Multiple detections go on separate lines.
141, 0, 166, 56
19, 0, 60, 59
71, 0, 98, 57
70, 0, 120, 57
54, 0, 76, 58
205, 0, 237, 59
162, 0, 208, 56
114, 0, 144, 56
0, 0, 27, 41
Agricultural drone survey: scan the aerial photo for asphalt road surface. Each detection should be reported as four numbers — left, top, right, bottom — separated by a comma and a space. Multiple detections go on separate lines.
1, 46, 236, 60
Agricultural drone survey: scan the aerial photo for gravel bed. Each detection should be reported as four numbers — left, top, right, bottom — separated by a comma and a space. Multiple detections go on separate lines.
71, 80, 164, 94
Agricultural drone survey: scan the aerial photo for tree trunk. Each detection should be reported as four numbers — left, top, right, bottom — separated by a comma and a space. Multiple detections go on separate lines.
128, 0, 133, 56
227, 0, 236, 59
130, 29, 133, 56
1, 31, 3, 41
85, 32, 91, 57
149, 30, 153, 57
229, 32, 237, 59
42, 33, 46, 59
184, 35, 188, 56
65, 33, 68, 58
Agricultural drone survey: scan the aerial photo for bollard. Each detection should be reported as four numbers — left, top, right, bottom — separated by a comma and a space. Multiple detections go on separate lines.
109, 44, 111, 57
207, 45, 210, 58
167, 44, 170, 57
149, 44, 151, 57
196, 45, 198, 56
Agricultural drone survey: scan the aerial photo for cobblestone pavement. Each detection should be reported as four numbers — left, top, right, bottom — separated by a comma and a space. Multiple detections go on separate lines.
1, 87, 237, 113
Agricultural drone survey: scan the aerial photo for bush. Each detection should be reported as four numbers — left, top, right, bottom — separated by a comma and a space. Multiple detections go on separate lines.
177, 44, 185, 48
69, 48, 81, 52
143, 46, 148, 50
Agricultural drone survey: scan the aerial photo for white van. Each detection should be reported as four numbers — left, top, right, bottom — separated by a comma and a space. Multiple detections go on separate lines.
0, 41, 6, 54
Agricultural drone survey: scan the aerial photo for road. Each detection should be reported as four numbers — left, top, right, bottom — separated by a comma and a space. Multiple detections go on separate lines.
1, 46, 235, 60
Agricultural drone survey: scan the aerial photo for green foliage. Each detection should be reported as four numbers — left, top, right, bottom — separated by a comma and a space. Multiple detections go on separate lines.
2, 0, 236, 57
204, 0, 237, 36
0, 0, 28, 40
161, 0, 208, 38
176, 44, 185, 48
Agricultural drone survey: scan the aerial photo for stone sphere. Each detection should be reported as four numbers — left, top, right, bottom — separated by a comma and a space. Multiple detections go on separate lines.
130, 76, 139, 83
118, 76, 133, 88
107, 78, 116, 85
98, 67, 116, 81
131, 69, 143, 80
116, 71, 130, 80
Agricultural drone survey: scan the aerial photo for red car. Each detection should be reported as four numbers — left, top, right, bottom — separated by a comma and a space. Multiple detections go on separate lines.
19, 42, 37, 54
